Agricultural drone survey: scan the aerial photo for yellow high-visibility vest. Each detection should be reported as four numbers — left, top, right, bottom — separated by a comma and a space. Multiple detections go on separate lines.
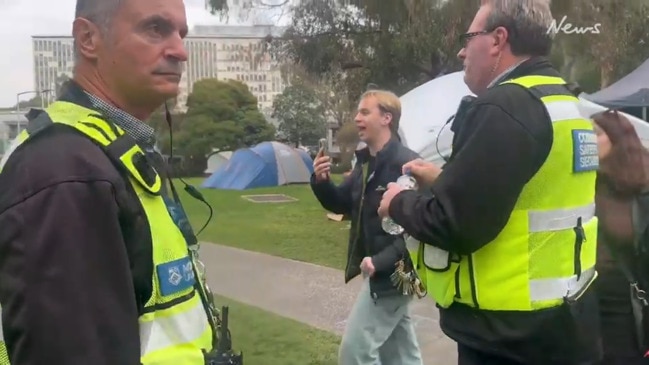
0, 101, 214, 364
408, 75, 599, 311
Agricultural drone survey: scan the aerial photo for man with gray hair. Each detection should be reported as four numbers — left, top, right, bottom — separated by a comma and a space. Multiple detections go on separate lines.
0, 0, 232, 364
379, 0, 602, 364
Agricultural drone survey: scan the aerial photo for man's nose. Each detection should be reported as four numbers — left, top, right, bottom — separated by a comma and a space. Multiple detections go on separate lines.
457, 47, 466, 61
165, 34, 188, 62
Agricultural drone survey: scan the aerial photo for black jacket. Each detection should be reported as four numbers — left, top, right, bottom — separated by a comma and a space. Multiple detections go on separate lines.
388, 58, 602, 364
311, 138, 420, 298
0, 84, 153, 365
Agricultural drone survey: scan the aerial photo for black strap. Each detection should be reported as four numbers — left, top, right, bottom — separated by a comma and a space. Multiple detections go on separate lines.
155, 156, 199, 247
573, 217, 585, 279
146, 152, 217, 346
525, 83, 574, 99
104, 134, 160, 195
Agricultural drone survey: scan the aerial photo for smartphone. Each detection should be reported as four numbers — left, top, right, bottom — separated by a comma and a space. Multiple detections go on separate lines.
318, 138, 328, 157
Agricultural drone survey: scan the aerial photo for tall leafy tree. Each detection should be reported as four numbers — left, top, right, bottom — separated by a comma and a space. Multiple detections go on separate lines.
175, 78, 275, 173
272, 81, 327, 146
550, 0, 649, 88
209, 0, 649, 95
267, 0, 477, 100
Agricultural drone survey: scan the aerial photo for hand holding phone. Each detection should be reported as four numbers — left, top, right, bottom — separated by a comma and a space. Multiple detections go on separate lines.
313, 138, 331, 182
318, 138, 328, 156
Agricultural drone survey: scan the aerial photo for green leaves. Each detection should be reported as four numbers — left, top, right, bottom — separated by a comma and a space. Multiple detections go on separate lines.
272, 82, 327, 146
549, 0, 649, 88
174, 78, 275, 161
273, 0, 472, 99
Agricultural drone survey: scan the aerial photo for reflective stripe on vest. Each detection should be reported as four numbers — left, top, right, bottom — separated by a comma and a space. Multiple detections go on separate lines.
408, 75, 599, 311
0, 101, 213, 364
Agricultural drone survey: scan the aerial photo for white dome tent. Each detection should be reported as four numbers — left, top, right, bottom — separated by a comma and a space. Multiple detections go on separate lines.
398, 71, 649, 165
204, 150, 233, 175
397, 72, 470, 165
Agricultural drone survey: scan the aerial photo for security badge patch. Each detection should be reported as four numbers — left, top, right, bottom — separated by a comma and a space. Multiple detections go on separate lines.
572, 129, 599, 172
156, 256, 196, 296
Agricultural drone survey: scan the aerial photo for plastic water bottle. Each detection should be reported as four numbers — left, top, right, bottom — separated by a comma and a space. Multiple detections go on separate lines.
381, 170, 418, 235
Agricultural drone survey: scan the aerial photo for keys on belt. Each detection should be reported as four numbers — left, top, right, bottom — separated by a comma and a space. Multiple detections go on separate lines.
390, 259, 427, 298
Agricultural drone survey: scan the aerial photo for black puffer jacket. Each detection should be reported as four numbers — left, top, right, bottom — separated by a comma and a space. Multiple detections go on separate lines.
311, 138, 420, 298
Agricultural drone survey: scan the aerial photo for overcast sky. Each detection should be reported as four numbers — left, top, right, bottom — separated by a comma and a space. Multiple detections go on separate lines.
0, 0, 270, 107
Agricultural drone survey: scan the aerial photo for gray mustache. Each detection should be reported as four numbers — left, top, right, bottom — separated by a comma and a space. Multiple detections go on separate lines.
153, 64, 183, 75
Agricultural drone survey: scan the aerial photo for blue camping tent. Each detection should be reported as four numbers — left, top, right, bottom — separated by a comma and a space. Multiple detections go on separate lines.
295, 148, 314, 170
202, 141, 315, 190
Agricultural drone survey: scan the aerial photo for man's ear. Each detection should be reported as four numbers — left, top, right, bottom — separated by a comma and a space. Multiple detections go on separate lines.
493, 26, 509, 49
72, 18, 102, 60
382, 112, 393, 126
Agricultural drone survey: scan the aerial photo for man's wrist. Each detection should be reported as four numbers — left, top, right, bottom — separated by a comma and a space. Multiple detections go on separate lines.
388, 190, 414, 223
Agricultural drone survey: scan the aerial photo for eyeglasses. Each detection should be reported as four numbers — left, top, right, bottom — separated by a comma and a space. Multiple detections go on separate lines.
459, 30, 492, 47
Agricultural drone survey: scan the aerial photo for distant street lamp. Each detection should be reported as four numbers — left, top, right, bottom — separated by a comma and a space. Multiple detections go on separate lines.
41, 89, 54, 108
15, 89, 53, 134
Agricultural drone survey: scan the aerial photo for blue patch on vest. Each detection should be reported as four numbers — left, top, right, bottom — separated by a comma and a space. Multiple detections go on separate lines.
156, 256, 196, 296
572, 129, 599, 173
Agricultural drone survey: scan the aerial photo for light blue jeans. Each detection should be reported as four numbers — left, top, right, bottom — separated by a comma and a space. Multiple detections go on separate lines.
338, 278, 423, 365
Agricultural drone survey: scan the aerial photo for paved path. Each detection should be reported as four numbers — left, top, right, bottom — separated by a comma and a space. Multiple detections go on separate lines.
200, 243, 457, 365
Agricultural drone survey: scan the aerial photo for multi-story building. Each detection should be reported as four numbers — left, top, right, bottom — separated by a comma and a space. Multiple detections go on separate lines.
183, 25, 287, 116
32, 25, 288, 115
32, 36, 74, 95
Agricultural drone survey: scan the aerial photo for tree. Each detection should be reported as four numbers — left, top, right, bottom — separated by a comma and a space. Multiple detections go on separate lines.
213, 0, 649, 99
175, 78, 275, 174
550, 0, 649, 88
281, 64, 356, 128
584, 1, 649, 87
146, 106, 187, 155
272, 82, 327, 146
16, 96, 44, 110
336, 120, 360, 168
270, 0, 476, 102
205, 0, 293, 22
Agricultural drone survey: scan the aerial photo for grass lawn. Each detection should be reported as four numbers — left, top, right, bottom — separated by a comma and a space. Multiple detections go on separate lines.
215, 295, 340, 365
177, 175, 349, 270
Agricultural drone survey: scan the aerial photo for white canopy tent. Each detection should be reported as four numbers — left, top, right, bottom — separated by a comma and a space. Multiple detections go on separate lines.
398, 71, 649, 165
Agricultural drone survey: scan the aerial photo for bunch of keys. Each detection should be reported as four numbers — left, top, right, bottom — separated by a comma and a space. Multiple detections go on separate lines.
390, 259, 427, 299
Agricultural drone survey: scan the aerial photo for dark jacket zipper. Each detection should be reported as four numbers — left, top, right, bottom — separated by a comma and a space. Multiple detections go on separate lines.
344, 163, 368, 278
